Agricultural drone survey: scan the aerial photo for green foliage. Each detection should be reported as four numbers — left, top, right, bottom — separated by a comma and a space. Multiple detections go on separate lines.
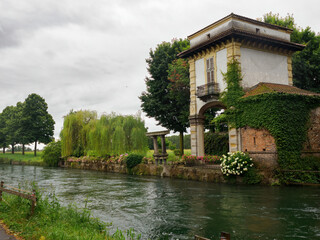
236, 93, 320, 170
61, 111, 148, 157
262, 12, 320, 93
204, 132, 229, 156
165, 134, 191, 150
0, 184, 141, 240
140, 39, 190, 154
42, 140, 62, 167
220, 152, 254, 176
173, 149, 180, 156
242, 167, 263, 185
126, 153, 143, 169
60, 110, 97, 157
220, 59, 245, 109
221, 56, 320, 183
210, 113, 228, 133
23, 93, 55, 155
277, 156, 320, 184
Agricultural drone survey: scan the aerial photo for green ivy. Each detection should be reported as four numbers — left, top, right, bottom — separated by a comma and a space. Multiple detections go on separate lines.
221, 59, 320, 183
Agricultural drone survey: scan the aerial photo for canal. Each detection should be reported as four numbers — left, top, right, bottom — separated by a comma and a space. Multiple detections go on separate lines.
0, 164, 319, 239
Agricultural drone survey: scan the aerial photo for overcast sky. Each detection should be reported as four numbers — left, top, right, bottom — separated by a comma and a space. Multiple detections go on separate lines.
1, 0, 319, 140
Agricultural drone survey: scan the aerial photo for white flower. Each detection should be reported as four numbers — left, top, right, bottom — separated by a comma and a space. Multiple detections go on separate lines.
244, 168, 248, 171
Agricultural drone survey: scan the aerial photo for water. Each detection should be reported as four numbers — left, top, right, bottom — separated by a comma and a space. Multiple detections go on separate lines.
0, 164, 319, 240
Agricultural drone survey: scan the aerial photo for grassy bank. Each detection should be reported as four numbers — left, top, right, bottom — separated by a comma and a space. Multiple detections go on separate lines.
0, 152, 43, 165
0, 185, 141, 240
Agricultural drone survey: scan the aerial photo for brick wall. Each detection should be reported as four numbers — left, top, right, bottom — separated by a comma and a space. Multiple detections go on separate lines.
303, 107, 320, 152
241, 127, 276, 152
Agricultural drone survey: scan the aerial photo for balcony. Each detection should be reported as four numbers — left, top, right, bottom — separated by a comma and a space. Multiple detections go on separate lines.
196, 82, 220, 101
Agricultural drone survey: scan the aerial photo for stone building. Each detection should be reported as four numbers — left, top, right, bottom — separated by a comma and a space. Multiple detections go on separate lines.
178, 13, 320, 165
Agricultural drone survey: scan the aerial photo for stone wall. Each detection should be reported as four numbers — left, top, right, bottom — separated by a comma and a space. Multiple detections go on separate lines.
61, 159, 225, 183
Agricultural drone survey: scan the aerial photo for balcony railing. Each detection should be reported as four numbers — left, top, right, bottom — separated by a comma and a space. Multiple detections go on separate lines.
196, 82, 220, 101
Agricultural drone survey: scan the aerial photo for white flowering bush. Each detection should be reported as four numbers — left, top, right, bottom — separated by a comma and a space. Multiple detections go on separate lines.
220, 151, 254, 176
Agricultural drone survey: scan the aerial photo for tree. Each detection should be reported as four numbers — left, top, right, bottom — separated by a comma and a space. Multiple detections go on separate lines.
60, 110, 97, 157
0, 112, 9, 153
16, 101, 32, 155
139, 39, 190, 155
23, 94, 55, 156
262, 12, 320, 93
1, 105, 20, 154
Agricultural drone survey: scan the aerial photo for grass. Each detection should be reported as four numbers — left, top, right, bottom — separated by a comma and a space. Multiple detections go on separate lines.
0, 152, 43, 165
0, 184, 141, 240
146, 149, 191, 162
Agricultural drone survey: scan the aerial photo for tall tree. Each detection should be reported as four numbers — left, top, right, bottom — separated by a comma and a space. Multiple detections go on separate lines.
16, 101, 31, 155
139, 39, 190, 155
1, 105, 20, 154
262, 12, 320, 92
23, 94, 55, 156
0, 112, 8, 153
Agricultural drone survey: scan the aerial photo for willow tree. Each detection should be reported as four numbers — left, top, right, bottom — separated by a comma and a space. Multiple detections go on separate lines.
60, 110, 97, 157
62, 111, 148, 157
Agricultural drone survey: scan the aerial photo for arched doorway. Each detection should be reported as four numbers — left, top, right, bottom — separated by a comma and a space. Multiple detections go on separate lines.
189, 101, 227, 156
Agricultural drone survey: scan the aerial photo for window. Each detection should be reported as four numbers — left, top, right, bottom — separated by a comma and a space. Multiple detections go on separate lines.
206, 57, 214, 83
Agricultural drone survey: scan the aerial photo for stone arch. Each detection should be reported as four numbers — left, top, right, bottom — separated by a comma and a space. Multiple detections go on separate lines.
198, 101, 226, 118
190, 100, 227, 156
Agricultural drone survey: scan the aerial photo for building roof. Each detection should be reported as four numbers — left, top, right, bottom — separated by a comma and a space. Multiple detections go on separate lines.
188, 13, 293, 40
178, 13, 305, 58
243, 82, 320, 98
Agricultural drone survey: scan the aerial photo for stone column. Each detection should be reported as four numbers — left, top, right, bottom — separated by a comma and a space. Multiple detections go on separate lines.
160, 135, 167, 165
228, 127, 241, 153
152, 136, 159, 165
190, 115, 205, 156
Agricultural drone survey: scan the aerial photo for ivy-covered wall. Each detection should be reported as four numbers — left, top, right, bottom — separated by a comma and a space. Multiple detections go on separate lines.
236, 93, 320, 169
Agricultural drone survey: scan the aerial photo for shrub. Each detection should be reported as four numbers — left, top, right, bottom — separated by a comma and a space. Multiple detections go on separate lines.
204, 132, 229, 156
181, 155, 198, 166
243, 167, 262, 184
41, 141, 62, 167
173, 149, 181, 156
126, 153, 143, 169
220, 151, 254, 176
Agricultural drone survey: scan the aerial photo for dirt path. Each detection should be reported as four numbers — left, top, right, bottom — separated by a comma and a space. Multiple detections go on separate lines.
0, 221, 23, 240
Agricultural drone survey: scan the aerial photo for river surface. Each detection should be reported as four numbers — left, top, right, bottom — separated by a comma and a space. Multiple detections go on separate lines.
0, 164, 319, 240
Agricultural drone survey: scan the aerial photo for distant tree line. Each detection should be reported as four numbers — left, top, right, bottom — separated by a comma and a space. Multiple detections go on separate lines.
0, 93, 55, 156
60, 110, 148, 157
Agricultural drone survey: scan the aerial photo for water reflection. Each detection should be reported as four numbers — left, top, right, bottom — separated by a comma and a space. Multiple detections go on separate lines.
0, 164, 319, 239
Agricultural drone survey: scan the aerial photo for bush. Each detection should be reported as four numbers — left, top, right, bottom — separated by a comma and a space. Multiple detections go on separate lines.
204, 132, 229, 156
181, 155, 198, 167
243, 167, 262, 184
173, 149, 181, 156
220, 151, 254, 176
126, 153, 143, 169
41, 141, 62, 167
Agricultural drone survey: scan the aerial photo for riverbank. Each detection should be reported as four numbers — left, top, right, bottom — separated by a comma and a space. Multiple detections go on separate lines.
0, 152, 44, 166
0, 185, 141, 240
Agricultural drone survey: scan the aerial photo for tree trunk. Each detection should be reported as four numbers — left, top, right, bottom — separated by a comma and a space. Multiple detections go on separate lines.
22, 144, 25, 155
179, 131, 184, 156
34, 141, 37, 156
11, 144, 14, 154
2, 146, 5, 154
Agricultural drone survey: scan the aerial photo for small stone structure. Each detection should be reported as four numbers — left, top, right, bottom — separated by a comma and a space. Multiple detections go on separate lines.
146, 130, 170, 165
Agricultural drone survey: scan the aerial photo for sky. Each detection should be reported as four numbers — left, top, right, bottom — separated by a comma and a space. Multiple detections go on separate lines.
0, 0, 319, 142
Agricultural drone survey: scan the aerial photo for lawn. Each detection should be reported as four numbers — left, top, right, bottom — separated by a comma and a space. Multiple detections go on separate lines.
0, 151, 43, 164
